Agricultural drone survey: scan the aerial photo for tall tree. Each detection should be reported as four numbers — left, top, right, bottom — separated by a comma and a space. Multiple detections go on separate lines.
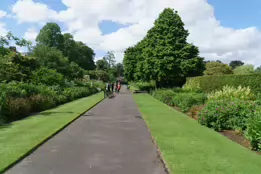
96, 59, 109, 71
36, 22, 64, 50
204, 62, 233, 75
234, 65, 254, 75
229, 60, 244, 69
124, 8, 204, 86
103, 51, 116, 68
62, 33, 96, 70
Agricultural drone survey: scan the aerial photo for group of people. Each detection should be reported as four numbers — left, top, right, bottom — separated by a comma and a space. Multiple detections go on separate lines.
105, 81, 121, 98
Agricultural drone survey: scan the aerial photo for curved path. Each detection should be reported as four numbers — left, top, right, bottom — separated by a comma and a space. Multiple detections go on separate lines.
5, 87, 166, 174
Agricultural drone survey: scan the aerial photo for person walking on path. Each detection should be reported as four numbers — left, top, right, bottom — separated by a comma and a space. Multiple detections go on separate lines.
111, 82, 114, 94
117, 82, 121, 93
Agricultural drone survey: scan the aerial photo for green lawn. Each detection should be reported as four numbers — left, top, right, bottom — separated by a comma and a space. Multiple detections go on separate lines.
0, 92, 103, 173
133, 94, 261, 174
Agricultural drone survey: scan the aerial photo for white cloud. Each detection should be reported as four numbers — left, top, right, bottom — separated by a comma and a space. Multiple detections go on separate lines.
12, 0, 261, 65
12, 0, 58, 24
23, 27, 38, 42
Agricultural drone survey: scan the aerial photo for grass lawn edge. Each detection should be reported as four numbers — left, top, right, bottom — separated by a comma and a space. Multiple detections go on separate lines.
1, 92, 104, 174
133, 93, 172, 174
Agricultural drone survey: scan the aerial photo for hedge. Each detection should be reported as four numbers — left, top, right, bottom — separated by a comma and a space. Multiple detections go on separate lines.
185, 74, 261, 93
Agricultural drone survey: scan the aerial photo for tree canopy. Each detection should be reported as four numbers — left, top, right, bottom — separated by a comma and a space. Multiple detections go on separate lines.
123, 8, 204, 87
204, 62, 233, 75
229, 60, 244, 69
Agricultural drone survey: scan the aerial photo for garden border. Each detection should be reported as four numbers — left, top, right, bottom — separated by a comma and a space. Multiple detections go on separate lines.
1, 92, 104, 174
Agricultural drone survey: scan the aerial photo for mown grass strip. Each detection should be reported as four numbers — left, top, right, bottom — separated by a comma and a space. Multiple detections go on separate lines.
0, 92, 104, 173
133, 94, 261, 174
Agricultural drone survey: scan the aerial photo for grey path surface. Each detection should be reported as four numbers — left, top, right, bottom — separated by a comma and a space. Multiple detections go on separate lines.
5, 86, 166, 174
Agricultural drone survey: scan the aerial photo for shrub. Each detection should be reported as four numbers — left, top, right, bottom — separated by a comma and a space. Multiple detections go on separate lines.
31, 67, 65, 86
198, 99, 256, 131
152, 89, 176, 105
29, 95, 56, 112
0, 82, 98, 124
185, 74, 261, 93
207, 85, 255, 101
131, 81, 156, 92
245, 109, 261, 151
171, 92, 207, 112
256, 93, 261, 105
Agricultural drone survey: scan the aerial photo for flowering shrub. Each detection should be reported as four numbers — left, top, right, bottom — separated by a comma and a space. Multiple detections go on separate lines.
198, 99, 257, 131
207, 85, 255, 101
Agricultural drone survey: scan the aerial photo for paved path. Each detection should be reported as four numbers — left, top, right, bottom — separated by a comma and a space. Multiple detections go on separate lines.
5, 87, 166, 174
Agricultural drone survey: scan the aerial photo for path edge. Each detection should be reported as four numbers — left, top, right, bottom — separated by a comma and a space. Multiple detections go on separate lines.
133, 94, 172, 174
1, 93, 104, 174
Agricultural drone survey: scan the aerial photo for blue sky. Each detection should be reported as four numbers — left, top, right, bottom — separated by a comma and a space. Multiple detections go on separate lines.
208, 0, 261, 29
0, 0, 261, 65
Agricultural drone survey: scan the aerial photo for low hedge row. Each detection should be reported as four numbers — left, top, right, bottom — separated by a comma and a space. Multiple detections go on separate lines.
0, 82, 99, 124
185, 74, 261, 93
130, 81, 156, 92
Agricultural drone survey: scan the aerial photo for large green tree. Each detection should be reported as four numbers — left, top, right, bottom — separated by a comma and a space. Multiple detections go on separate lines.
229, 60, 244, 69
63, 33, 96, 70
36, 22, 64, 50
123, 8, 204, 86
204, 62, 233, 75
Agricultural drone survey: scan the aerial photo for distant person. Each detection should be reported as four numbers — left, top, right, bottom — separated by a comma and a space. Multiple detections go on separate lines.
111, 82, 114, 93
117, 82, 121, 93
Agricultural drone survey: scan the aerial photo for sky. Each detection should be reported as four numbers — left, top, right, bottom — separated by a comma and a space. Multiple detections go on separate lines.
0, 0, 261, 66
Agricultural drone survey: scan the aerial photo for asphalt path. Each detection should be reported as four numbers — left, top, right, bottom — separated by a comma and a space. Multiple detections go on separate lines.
5, 87, 166, 174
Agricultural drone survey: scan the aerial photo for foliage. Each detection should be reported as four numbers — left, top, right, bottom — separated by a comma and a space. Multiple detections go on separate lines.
185, 74, 261, 93
123, 8, 205, 87
103, 51, 116, 68
63, 33, 95, 70
229, 60, 244, 69
198, 99, 256, 131
152, 88, 206, 112
204, 62, 233, 75
32, 44, 84, 79
171, 92, 207, 112
87, 70, 110, 82
31, 67, 64, 86
234, 65, 255, 75
36, 22, 64, 50
0, 82, 98, 124
0, 32, 32, 56
0, 52, 38, 82
207, 85, 255, 101
131, 81, 156, 92
152, 89, 176, 105
96, 59, 109, 71
245, 109, 261, 151
255, 66, 261, 73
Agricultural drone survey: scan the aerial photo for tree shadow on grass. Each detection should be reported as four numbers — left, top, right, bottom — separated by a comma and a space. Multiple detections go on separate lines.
0, 123, 12, 130
39, 111, 75, 116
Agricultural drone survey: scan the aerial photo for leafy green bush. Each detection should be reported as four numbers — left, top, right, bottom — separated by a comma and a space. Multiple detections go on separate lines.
198, 99, 256, 131
185, 74, 261, 93
171, 92, 207, 112
152, 89, 176, 105
207, 85, 255, 101
131, 81, 156, 92
31, 67, 64, 86
256, 93, 261, 105
152, 89, 207, 111
245, 109, 261, 151
0, 82, 98, 124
